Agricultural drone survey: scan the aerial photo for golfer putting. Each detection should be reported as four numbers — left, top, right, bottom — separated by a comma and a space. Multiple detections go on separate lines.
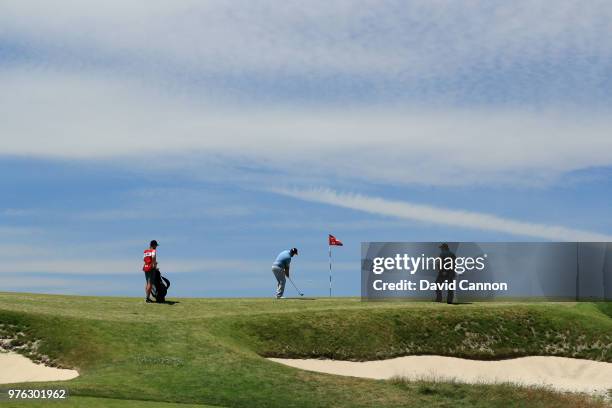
271, 247, 298, 298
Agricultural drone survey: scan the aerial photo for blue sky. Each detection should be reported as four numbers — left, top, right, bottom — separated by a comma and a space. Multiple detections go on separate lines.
1, 1, 612, 297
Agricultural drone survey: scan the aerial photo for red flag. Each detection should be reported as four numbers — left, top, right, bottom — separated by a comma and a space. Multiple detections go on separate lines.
328, 234, 343, 246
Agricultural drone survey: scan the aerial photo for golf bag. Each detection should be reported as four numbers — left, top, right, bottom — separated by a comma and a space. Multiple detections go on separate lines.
151, 269, 171, 303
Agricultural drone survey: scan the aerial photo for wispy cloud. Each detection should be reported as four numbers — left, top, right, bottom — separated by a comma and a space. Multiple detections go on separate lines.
0, 258, 264, 275
274, 188, 612, 241
0, 276, 138, 295
3, 1, 612, 187
0, 208, 34, 217
0, 226, 43, 237
2, 1, 611, 87
4, 1, 611, 296
3, 68, 612, 187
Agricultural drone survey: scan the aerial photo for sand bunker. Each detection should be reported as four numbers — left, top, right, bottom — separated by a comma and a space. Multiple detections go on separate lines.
270, 355, 612, 395
0, 351, 78, 384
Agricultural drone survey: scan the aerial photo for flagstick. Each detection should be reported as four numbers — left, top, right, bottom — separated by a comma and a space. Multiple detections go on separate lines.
329, 244, 332, 297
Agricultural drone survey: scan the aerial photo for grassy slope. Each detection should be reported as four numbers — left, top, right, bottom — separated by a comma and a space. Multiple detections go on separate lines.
0, 293, 610, 408
234, 303, 612, 361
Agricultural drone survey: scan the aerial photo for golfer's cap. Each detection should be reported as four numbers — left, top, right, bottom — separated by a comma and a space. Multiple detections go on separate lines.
439, 243, 449, 250
290, 247, 298, 255
150, 240, 159, 247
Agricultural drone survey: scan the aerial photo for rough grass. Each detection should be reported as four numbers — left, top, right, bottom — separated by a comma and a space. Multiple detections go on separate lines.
0, 293, 610, 408
232, 303, 612, 361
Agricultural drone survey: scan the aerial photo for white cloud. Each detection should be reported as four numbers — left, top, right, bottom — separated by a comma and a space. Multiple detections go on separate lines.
2, 1, 611, 78
0, 259, 152, 275
1, 277, 88, 289
0, 258, 263, 275
2, 2, 612, 188
0, 276, 138, 296
274, 188, 612, 241
0, 226, 43, 237
0, 245, 54, 259
2, 69, 612, 187
0, 209, 34, 217
74, 206, 250, 222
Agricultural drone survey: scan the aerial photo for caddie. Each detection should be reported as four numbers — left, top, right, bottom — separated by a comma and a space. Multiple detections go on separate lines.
142, 240, 159, 303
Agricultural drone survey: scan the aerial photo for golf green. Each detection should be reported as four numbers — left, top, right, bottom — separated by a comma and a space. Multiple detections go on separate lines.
0, 293, 610, 407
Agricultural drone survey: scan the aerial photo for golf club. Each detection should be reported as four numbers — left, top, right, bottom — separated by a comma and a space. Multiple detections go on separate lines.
287, 276, 304, 296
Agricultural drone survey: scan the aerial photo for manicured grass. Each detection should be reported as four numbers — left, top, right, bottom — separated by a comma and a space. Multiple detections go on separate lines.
0, 293, 610, 407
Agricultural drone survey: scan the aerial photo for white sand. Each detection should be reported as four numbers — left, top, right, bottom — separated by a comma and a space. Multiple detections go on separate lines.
0, 351, 79, 384
270, 355, 612, 395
